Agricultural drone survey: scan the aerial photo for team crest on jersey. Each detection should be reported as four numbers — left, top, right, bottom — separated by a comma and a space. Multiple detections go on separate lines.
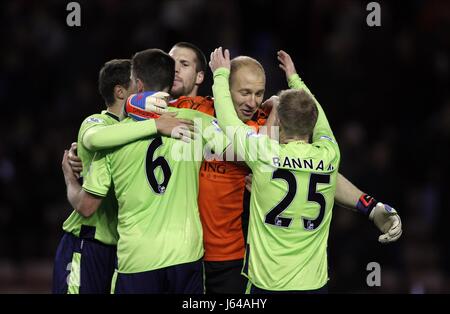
86, 117, 104, 124
306, 221, 315, 230
158, 185, 166, 194
319, 135, 336, 143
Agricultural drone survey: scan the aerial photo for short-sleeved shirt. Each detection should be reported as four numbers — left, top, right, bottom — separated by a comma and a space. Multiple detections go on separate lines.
63, 111, 119, 245
82, 107, 230, 273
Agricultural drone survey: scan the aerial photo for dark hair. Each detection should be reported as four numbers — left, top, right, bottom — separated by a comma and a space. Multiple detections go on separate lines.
98, 59, 131, 106
132, 48, 175, 91
172, 42, 207, 72
277, 89, 318, 138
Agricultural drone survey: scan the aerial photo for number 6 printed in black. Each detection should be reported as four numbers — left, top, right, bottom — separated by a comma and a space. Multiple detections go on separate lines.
146, 137, 172, 194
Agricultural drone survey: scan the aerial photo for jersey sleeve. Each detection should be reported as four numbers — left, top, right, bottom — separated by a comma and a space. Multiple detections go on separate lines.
212, 67, 278, 168
197, 111, 231, 156
82, 151, 112, 197
81, 118, 158, 151
78, 114, 110, 144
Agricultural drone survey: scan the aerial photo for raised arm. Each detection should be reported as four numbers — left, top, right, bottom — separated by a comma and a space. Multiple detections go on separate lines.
278, 50, 402, 243
209, 47, 259, 161
278, 50, 335, 143
209, 47, 247, 129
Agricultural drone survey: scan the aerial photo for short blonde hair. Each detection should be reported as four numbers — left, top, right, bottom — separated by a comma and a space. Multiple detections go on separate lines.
277, 89, 318, 138
230, 56, 265, 85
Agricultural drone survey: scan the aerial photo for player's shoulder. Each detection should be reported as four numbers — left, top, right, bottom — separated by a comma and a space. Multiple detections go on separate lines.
78, 111, 119, 143
83, 113, 106, 124
81, 111, 118, 127
314, 135, 339, 148
118, 117, 134, 125
312, 135, 341, 159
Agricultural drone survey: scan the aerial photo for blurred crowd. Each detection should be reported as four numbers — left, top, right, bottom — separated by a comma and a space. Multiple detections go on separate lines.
0, 0, 449, 293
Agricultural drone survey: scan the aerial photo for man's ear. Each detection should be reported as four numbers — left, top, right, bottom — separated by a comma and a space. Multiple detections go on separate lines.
114, 85, 125, 101
137, 79, 144, 93
195, 71, 204, 86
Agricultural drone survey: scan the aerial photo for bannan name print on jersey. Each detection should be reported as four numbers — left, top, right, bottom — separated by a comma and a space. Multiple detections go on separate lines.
272, 156, 335, 172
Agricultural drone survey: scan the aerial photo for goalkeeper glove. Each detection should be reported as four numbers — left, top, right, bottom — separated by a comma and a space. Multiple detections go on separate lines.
357, 194, 402, 243
126, 91, 170, 121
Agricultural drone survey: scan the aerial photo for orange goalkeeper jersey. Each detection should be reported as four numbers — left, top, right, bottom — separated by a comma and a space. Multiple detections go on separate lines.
169, 96, 268, 261
169, 96, 215, 116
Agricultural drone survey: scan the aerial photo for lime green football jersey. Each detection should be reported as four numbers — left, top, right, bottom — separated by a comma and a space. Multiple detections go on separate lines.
82, 108, 230, 273
62, 111, 120, 245
212, 68, 341, 291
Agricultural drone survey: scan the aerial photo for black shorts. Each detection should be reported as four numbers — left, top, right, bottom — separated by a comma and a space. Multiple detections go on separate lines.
204, 259, 247, 294
52, 231, 116, 294
114, 258, 204, 294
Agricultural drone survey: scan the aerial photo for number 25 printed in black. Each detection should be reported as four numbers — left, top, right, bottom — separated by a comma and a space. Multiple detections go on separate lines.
264, 169, 330, 230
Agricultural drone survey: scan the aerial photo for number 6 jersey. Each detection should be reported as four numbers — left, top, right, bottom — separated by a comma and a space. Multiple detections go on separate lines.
82, 108, 230, 274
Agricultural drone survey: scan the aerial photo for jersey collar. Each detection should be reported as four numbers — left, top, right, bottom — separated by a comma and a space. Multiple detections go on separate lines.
104, 111, 120, 122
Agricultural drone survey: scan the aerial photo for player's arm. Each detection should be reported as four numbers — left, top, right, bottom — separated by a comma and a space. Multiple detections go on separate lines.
335, 173, 363, 209
67, 142, 82, 178
68, 112, 196, 175
83, 112, 196, 151
278, 50, 328, 135
278, 51, 336, 142
210, 48, 246, 130
278, 50, 314, 97
336, 174, 402, 243
61, 150, 103, 217
279, 50, 402, 243
209, 48, 260, 159
82, 119, 157, 151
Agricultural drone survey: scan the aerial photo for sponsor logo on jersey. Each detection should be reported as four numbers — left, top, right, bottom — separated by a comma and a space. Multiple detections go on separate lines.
86, 117, 104, 124
202, 161, 226, 174
319, 135, 336, 143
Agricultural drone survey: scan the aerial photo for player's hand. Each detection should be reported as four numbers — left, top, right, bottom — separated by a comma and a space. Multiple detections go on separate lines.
209, 47, 231, 73
145, 91, 170, 114
68, 142, 82, 178
277, 50, 297, 81
155, 112, 198, 143
261, 95, 280, 113
245, 174, 253, 192
369, 203, 402, 243
62, 150, 77, 180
